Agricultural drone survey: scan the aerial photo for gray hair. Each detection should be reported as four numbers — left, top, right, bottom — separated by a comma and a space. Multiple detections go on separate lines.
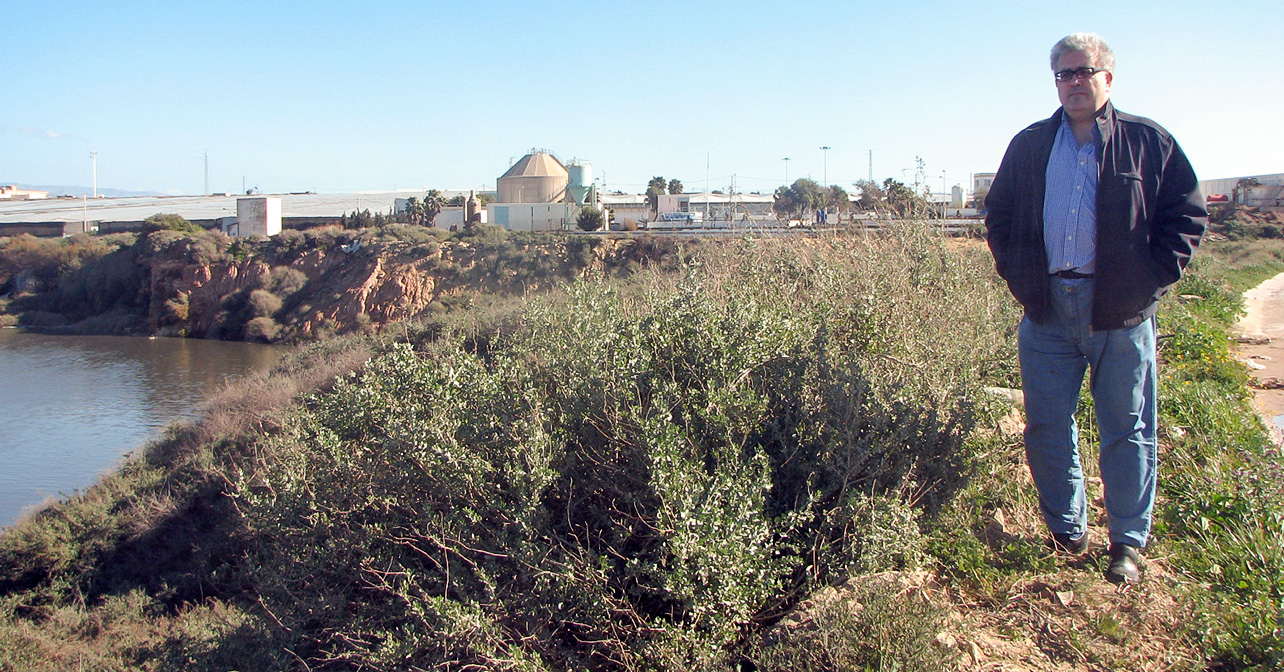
1050, 33, 1115, 71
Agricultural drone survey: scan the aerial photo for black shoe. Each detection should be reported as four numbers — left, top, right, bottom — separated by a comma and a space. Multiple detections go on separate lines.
1105, 543, 1141, 585
1051, 532, 1089, 555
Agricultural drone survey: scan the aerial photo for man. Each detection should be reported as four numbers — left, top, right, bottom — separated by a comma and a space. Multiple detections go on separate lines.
985, 33, 1207, 585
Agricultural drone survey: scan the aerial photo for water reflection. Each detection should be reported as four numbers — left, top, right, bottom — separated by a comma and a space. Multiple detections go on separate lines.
0, 329, 281, 527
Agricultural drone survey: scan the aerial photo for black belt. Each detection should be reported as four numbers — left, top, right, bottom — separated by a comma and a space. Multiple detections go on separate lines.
1051, 269, 1094, 279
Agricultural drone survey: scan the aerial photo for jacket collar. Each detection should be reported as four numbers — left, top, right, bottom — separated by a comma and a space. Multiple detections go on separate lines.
1050, 101, 1116, 140
1095, 100, 1117, 142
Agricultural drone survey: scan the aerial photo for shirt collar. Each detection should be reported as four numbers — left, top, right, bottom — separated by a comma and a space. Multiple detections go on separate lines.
1052, 100, 1114, 141
1057, 115, 1102, 147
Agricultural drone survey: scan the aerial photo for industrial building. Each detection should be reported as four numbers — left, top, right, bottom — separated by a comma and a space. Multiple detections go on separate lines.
496, 150, 570, 204
487, 149, 597, 232
0, 191, 484, 238
0, 185, 49, 201
485, 149, 779, 232
1200, 173, 1284, 207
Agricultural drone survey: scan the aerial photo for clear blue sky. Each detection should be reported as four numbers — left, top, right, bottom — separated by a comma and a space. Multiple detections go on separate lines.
3, 0, 1280, 196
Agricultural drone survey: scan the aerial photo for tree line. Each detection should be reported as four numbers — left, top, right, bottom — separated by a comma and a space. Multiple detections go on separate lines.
772, 178, 938, 222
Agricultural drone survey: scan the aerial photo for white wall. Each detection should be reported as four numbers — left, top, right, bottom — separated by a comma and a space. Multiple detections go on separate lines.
236, 197, 282, 237
487, 203, 577, 232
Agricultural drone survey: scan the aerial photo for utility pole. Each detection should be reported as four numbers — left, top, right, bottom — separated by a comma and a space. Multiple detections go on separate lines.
869, 150, 873, 183
819, 146, 831, 187
782, 157, 790, 185
204, 151, 210, 196
90, 151, 98, 198
705, 152, 710, 222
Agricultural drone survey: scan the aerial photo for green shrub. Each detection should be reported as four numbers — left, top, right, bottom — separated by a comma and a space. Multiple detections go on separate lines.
754, 575, 952, 672
0, 227, 1035, 670
0, 233, 119, 295
262, 265, 308, 295
244, 316, 281, 342
247, 289, 282, 318
576, 206, 605, 231
54, 243, 146, 319
832, 493, 929, 574
141, 213, 202, 234
229, 227, 1009, 669
374, 223, 448, 246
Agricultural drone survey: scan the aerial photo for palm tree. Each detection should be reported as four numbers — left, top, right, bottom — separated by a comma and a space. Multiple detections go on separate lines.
402, 196, 423, 225
423, 190, 445, 228
646, 176, 667, 215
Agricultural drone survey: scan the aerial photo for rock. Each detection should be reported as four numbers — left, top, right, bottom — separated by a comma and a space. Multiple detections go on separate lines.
984, 509, 1014, 545
983, 386, 1024, 406
1253, 377, 1284, 390
997, 408, 1026, 437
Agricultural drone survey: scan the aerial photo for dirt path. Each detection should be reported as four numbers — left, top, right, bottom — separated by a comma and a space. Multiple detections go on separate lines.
1231, 270, 1284, 443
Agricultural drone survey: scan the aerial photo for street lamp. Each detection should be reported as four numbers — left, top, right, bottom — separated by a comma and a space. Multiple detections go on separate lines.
782, 157, 791, 185
819, 146, 831, 186
90, 151, 98, 198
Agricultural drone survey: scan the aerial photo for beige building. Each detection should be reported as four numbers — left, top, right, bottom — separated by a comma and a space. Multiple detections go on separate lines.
496, 150, 568, 204
0, 185, 49, 200
490, 149, 596, 232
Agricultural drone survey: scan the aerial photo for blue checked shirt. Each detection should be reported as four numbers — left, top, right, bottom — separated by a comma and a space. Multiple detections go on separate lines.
1043, 118, 1099, 274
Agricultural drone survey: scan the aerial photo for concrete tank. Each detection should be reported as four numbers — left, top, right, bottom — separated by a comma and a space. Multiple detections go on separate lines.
497, 150, 569, 204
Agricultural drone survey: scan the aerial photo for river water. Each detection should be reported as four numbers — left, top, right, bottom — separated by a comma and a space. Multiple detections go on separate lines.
0, 329, 282, 528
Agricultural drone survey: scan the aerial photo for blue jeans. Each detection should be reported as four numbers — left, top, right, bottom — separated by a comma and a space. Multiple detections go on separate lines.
1018, 277, 1157, 548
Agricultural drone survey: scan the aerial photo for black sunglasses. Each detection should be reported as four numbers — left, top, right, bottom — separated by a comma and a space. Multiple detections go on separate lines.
1054, 67, 1109, 83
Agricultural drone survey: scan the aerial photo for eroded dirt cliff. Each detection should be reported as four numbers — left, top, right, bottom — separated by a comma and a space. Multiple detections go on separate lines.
130, 226, 683, 342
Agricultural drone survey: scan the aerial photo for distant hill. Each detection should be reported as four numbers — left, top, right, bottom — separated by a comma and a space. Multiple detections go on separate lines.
1, 182, 166, 198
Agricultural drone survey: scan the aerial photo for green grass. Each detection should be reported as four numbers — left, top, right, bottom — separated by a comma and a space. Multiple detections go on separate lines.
1153, 237, 1284, 669
1102, 216, 1284, 669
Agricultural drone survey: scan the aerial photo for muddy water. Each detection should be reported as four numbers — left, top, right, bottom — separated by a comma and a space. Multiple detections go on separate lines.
0, 329, 281, 527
